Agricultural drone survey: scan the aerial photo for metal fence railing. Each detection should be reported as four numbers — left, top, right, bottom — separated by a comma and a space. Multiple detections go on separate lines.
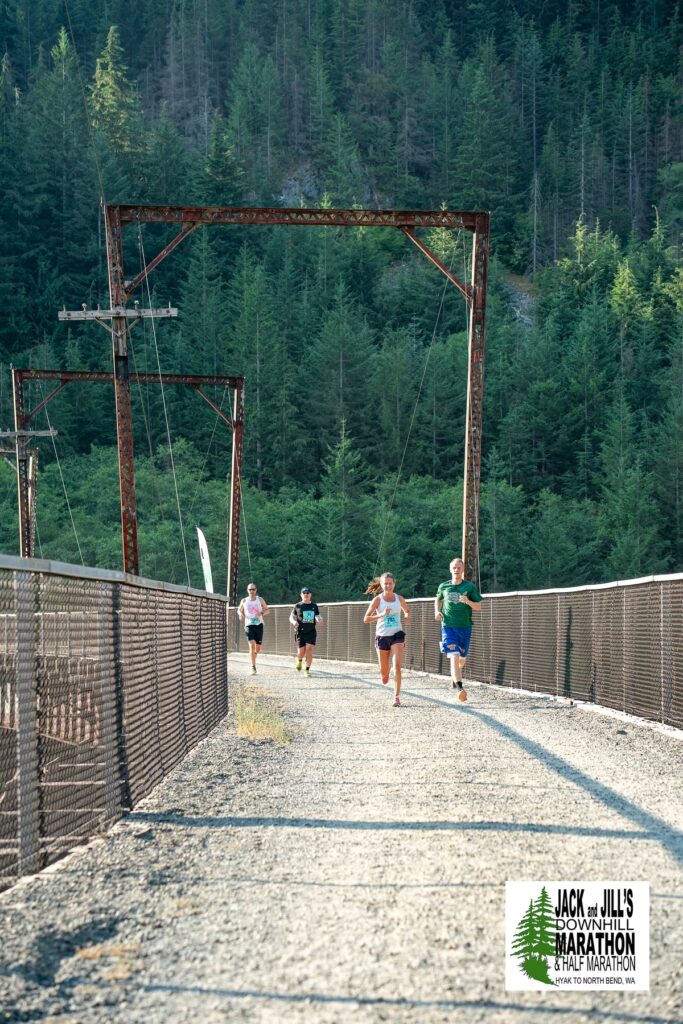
229, 574, 683, 732
0, 555, 228, 891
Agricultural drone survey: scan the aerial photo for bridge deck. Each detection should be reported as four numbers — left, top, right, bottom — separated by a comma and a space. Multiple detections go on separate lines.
1, 656, 682, 1023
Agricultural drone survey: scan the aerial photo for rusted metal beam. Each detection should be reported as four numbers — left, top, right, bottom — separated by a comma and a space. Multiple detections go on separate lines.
27, 448, 38, 558
124, 223, 198, 300
114, 204, 479, 230
15, 368, 244, 389
400, 227, 471, 301
97, 201, 490, 588
227, 386, 244, 609
12, 373, 32, 558
104, 204, 139, 577
462, 213, 490, 583
22, 382, 68, 425
191, 386, 236, 429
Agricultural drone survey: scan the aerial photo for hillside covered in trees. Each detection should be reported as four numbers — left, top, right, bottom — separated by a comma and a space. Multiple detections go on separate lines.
0, 0, 682, 599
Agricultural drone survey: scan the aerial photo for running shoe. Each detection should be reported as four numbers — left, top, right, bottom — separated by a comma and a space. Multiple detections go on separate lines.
393, 695, 400, 707
251, 666, 257, 675
458, 683, 468, 702
305, 667, 311, 676
295, 659, 302, 671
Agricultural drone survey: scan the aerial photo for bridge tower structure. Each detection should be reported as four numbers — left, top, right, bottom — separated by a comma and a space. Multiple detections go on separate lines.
92, 203, 490, 593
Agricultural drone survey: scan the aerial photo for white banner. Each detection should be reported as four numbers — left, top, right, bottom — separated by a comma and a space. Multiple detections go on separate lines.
196, 527, 214, 594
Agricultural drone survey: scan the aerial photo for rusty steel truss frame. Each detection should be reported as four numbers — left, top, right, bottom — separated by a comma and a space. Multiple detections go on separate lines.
12, 367, 244, 604
103, 203, 490, 584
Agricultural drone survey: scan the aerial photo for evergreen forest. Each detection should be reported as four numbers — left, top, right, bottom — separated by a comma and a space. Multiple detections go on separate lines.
1, 0, 683, 600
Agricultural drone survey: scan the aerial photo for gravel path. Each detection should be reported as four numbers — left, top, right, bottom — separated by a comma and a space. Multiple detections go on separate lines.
1, 654, 682, 1024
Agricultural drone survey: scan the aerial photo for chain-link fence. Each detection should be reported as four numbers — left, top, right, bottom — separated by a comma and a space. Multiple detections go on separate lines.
230, 575, 683, 731
0, 556, 228, 891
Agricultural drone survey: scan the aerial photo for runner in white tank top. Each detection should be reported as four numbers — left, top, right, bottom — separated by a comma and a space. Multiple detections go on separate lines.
237, 583, 270, 674
363, 572, 410, 706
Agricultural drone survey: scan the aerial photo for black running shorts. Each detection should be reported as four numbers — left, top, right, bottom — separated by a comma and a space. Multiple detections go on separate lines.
246, 624, 264, 643
295, 628, 316, 647
374, 630, 406, 651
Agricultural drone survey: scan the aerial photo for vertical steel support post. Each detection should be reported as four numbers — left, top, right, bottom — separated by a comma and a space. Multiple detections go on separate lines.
227, 385, 244, 608
12, 372, 32, 558
462, 213, 490, 583
104, 205, 139, 575
27, 449, 38, 556
97, 590, 121, 825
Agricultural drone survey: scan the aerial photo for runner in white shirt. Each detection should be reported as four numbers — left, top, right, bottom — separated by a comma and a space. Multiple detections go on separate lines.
363, 572, 410, 707
237, 583, 270, 674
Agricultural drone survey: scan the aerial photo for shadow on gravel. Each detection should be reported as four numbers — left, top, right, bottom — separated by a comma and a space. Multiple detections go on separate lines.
323, 672, 683, 866
403, 689, 683, 868
137, 984, 681, 1022
129, 810, 648, 842
0, 917, 121, 1014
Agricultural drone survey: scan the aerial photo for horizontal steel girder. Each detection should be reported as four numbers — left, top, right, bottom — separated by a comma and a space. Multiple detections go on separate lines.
15, 368, 244, 390
113, 204, 482, 231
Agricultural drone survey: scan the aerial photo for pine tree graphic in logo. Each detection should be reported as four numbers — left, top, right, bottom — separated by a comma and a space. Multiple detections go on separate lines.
511, 886, 557, 985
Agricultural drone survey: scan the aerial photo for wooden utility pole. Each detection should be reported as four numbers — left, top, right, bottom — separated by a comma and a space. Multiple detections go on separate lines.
57, 293, 178, 577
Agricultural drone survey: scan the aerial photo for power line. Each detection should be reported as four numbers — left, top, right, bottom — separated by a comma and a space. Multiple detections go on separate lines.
137, 225, 191, 585
40, 382, 85, 565
373, 234, 462, 576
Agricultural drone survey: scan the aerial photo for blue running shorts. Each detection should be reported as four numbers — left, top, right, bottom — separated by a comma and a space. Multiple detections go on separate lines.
440, 626, 472, 658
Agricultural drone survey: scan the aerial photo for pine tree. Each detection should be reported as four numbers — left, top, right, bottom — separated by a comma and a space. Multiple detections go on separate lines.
317, 420, 374, 596
597, 388, 667, 579
141, 105, 193, 203
303, 279, 374, 473
90, 26, 142, 155
479, 449, 528, 593
609, 257, 651, 382
533, 887, 556, 952
308, 45, 335, 166
511, 899, 537, 966
452, 41, 525, 260
324, 111, 364, 203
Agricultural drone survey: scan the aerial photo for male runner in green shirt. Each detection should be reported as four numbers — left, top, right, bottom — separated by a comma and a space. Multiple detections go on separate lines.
435, 557, 482, 701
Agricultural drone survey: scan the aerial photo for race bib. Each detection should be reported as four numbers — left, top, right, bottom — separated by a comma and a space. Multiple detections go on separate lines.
302, 610, 315, 624
384, 613, 399, 630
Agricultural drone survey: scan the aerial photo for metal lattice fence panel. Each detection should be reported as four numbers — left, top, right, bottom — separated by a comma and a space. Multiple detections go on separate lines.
35, 574, 119, 877
521, 593, 557, 693
347, 604, 375, 666
489, 595, 522, 688
592, 587, 625, 712
557, 591, 593, 703
624, 583, 662, 722
402, 601, 424, 672
0, 557, 228, 891
662, 579, 683, 731
118, 587, 164, 805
